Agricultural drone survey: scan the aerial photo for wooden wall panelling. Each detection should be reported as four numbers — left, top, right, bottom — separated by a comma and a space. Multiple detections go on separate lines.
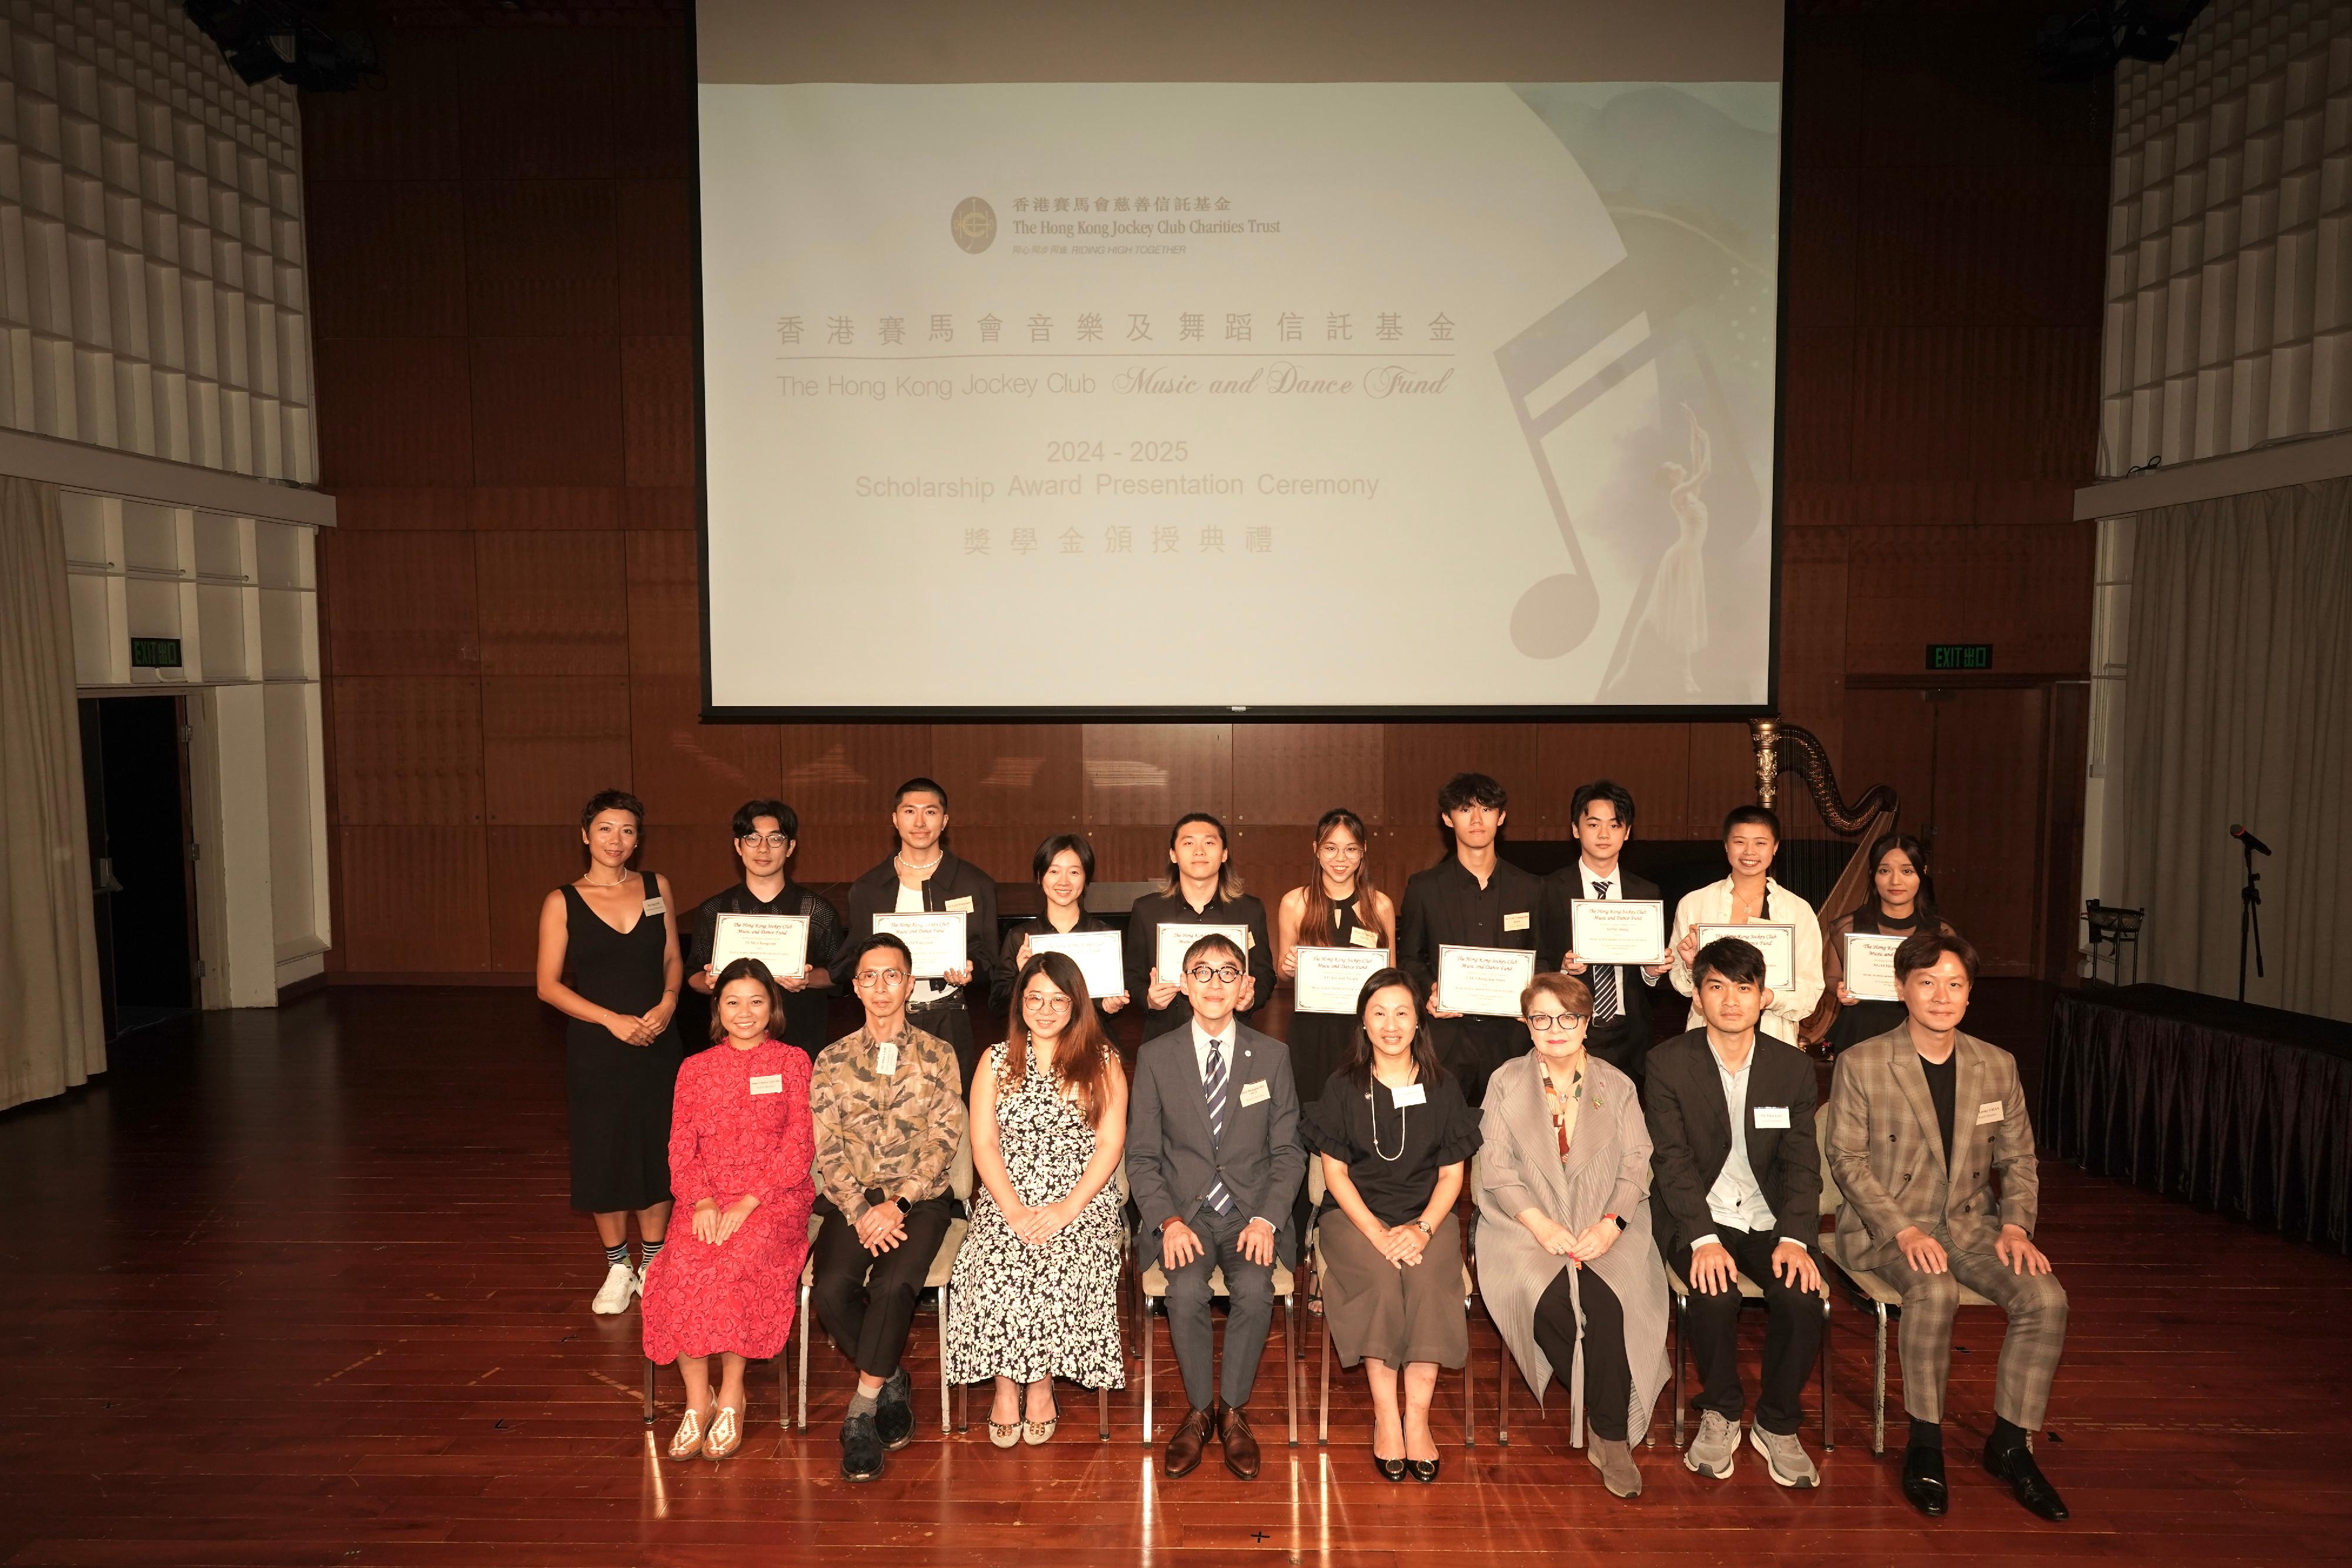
1848, 327, 1979, 479
480, 676, 633, 827
932, 724, 1082, 827
623, 530, 700, 676
470, 487, 628, 531
2038, 681, 2092, 980
332, 488, 470, 532
1082, 723, 1232, 827
331, 676, 486, 825
936, 825, 1053, 892
1231, 723, 1383, 827
1227, 823, 1304, 918
457, 28, 623, 181
642, 824, 750, 929
1783, 164, 1859, 330
335, 824, 490, 971
463, 180, 618, 337
1966, 325, 2103, 483
1684, 723, 1762, 840
629, 674, 781, 827
617, 180, 695, 335
620, 335, 697, 488
779, 724, 934, 827
1778, 530, 1851, 765
1531, 723, 1693, 840
1930, 686, 2049, 978
467, 336, 625, 486
1780, 325, 1856, 486
624, 487, 696, 530
1084, 824, 1180, 885
304, 181, 465, 339
1842, 688, 1938, 846
473, 531, 630, 676
312, 336, 473, 487
300, 29, 465, 182
1381, 723, 1540, 857
483, 823, 583, 972
1846, 523, 2095, 676
320, 531, 479, 676
609, 25, 694, 179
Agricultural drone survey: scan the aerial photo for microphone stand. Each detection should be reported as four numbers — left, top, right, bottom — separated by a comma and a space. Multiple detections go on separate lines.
2238, 835, 2265, 1002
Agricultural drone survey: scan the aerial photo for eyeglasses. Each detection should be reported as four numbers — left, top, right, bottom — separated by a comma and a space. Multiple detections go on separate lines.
737, 833, 792, 849
1022, 993, 1073, 1014
1524, 1012, 1589, 1030
1317, 842, 1365, 858
1187, 964, 1243, 984
854, 968, 907, 988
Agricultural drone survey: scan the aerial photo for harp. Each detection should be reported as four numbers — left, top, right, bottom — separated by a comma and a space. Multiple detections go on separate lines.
1749, 718, 1902, 1051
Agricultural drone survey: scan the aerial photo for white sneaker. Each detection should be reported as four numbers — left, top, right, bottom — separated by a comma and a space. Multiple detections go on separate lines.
591, 1261, 642, 1315
1683, 1409, 1739, 1479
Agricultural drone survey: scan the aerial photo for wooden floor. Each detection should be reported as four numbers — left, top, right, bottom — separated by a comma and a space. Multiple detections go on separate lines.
2, 988, 2348, 1567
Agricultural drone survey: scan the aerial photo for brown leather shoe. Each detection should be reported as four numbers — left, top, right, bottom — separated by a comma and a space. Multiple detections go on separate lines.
1217, 1400, 1261, 1480
1164, 1406, 1213, 1478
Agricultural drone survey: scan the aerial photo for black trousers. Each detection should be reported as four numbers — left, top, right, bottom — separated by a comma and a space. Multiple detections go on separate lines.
1671, 1228, 1822, 1436
809, 1195, 957, 1380
908, 999, 978, 1089
1532, 1266, 1632, 1442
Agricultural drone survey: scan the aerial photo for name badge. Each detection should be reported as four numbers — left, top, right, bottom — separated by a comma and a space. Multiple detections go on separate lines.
749, 1073, 783, 1095
1502, 911, 1531, 932
1239, 1079, 1270, 1106
1753, 1105, 1790, 1129
1349, 925, 1381, 948
642, 897, 666, 915
1390, 1083, 1428, 1108
874, 1041, 900, 1077
1976, 1100, 2004, 1125
945, 895, 975, 914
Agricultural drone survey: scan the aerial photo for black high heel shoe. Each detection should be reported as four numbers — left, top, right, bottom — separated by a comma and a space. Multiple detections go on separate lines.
1408, 1456, 1441, 1484
1372, 1452, 1408, 1483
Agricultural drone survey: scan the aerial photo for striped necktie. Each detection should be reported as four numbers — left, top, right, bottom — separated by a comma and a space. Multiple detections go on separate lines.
1202, 1038, 1232, 1213
1590, 881, 1621, 1020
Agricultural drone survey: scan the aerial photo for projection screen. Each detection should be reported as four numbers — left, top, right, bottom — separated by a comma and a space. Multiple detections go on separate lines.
695, 2, 1785, 717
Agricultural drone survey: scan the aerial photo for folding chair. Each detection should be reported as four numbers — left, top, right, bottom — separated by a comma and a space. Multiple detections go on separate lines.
1664, 1257, 1833, 1450
1308, 1158, 1477, 1445
947, 1154, 1119, 1441
1133, 1211, 1300, 1448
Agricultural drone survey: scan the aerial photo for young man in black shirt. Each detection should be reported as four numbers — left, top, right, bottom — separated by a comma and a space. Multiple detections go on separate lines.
1396, 772, 1541, 1107
1123, 811, 1274, 1041
834, 777, 998, 1087
687, 799, 844, 1053
1536, 779, 1673, 1092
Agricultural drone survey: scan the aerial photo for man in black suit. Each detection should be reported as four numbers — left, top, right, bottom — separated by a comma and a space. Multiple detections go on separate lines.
1645, 937, 1826, 1490
1536, 779, 1673, 1091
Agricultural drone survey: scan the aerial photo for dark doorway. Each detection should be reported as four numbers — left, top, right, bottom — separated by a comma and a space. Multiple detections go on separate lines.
79, 695, 200, 1041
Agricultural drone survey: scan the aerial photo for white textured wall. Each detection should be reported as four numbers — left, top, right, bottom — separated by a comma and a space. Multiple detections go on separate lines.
2102, 2, 2352, 476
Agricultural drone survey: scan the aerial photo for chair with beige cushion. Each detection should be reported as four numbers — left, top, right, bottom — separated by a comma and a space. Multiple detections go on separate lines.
1132, 1172, 1300, 1448
1307, 1158, 1477, 1445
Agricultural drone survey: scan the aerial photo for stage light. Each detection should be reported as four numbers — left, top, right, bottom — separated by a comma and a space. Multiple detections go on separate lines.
2034, 1, 2211, 82
181, 1, 378, 93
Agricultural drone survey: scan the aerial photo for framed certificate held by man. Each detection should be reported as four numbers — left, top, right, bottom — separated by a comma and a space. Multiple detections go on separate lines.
1294, 945, 1391, 1015
1436, 944, 1538, 1017
1569, 899, 1667, 966
1028, 930, 1126, 998
871, 911, 968, 979
1156, 922, 1250, 982
1692, 922, 1796, 991
709, 911, 810, 978
1843, 933, 1905, 1002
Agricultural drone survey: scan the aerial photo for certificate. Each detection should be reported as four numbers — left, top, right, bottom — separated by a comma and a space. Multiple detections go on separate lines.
1843, 932, 1905, 1002
1027, 930, 1126, 997
1436, 944, 1538, 1017
1293, 944, 1391, 1015
1156, 921, 1250, 982
708, 911, 810, 978
1570, 899, 1666, 966
871, 911, 968, 979
1692, 922, 1797, 991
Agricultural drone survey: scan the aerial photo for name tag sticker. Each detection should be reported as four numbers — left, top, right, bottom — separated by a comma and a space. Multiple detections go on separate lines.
1390, 1083, 1428, 1108
1349, 925, 1381, 948
874, 1041, 900, 1077
1753, 1105, 1790, 1129
1503, 911, 1531, 932
749, 1073, 783, 1095
1976, 1100, 2004, 1125
944, 895, 975, 914
1239, 1079, 1270, 1106
642, 897, 666, 915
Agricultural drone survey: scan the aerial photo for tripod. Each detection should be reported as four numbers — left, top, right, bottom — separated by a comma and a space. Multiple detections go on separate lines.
2237, 835, 2265, 1002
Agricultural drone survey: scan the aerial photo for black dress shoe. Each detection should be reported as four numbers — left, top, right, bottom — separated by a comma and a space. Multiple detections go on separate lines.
840, 1410, 885, 1482
1372, 1452, 1408, 1483
1902, 1445, 1949, 1517
1408, 1456, 1441, 1485
1984, 1441, 2070, 1521
874, 1368, 915, 1452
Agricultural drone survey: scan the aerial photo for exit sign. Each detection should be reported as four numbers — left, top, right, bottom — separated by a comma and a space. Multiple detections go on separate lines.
1926, 643, 1992, 671
129, 637, 182, 668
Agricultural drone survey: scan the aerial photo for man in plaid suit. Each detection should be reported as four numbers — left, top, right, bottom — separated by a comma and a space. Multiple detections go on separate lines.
1825, 931, 2069, 1523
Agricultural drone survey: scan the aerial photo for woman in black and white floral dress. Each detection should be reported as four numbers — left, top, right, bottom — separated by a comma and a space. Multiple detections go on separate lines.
944, 951, 1129, 1446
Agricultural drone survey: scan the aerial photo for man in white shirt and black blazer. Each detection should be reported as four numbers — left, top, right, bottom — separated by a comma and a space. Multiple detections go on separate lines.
1537, 780, 1674, 1092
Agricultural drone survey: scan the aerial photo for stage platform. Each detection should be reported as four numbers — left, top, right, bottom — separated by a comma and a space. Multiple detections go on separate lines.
2, 987, 2347, 1566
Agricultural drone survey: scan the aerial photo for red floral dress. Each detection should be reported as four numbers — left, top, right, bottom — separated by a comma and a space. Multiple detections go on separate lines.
641, 1038, 816, 1363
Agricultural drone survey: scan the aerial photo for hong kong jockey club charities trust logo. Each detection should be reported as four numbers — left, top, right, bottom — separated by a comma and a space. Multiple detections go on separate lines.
951, 196, 996, 254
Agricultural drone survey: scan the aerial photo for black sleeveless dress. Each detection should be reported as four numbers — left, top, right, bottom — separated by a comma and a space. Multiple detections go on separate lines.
1826, 907, 1932, 1055
562, 871, 685, 1212
1287, 891, 1378, 1092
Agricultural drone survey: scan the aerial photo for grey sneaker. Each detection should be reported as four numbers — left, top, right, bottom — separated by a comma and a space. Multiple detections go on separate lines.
1587, 1435, 1643, 1497
1751, 1424, 1820, 1488
1684, 1410, 1739, 1479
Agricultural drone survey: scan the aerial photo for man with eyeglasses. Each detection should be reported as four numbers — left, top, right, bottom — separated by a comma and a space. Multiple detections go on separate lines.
1125, 934, 1304, 1481
688, 799, 844, 1053
808, 934, 968, 1482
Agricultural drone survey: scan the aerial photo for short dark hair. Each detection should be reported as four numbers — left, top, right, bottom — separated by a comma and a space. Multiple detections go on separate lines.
1032, 832, 1095, 884
1438, 772, 1508, 815
707, 958, 784, 1044
1572, 778, 1636, 828
580, 789, 644, 834
848, 932, 913, 972
1692, 936, 1769, 990
893, 777, 949, 810
731, 799, 797, 840
1721, 804, 1782, 841
1181, 932, 1246, 972
1893, 930, 1978, 984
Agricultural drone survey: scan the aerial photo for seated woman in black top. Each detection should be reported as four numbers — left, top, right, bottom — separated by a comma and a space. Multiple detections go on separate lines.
991, 833, 1130, 1020
1302, 968, 1481, 1483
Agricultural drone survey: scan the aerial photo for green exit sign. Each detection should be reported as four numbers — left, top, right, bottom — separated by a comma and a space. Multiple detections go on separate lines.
129, 637, 182, 668
1926, 643, 1992, 671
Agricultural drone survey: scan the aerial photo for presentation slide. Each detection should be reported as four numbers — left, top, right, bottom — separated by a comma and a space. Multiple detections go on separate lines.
696, 14, 1782, 716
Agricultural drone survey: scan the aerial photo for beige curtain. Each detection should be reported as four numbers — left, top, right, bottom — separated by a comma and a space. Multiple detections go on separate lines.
2112, 476, 2352, 1021
0, 476, 105, 1109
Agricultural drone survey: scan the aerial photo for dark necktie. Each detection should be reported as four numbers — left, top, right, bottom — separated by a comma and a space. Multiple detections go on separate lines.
1202, 1038, 1232, 1213
1590, 881, 1621, 1021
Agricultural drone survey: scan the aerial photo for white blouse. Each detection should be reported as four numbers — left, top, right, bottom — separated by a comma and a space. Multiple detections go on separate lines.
1665, 875, 1825, 1046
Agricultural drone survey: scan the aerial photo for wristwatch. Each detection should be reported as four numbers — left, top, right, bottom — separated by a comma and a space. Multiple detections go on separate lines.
893, 1196, 912, 1215
1605, 1213, 1628, 1231
1412, 1219, 1434, 1237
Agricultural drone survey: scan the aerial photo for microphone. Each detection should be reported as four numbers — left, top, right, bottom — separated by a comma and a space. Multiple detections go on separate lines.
2231, 824, 2272, 855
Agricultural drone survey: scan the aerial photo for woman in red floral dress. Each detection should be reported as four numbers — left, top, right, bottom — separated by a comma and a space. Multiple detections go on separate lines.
643, 958, 816, 1460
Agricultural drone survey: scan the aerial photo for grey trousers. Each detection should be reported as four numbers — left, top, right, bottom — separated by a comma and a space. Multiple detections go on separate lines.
1162, 1205, 1277, 1412
1878, 1231, 2068, 1427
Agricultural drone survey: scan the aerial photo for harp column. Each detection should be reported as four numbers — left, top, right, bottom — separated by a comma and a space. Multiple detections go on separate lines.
1749, 717, 1779, 810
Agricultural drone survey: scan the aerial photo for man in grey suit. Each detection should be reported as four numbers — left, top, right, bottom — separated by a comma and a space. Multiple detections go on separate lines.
1825, 931, 2069, 1523
1126, 932, 1304, 1480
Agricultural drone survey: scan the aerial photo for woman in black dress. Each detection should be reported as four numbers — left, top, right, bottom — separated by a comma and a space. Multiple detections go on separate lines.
534, 788, 687, 1315
1274, 809, 1398, 1091
1819, 832, 1956, 1054
991, 833, 1130, 1023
